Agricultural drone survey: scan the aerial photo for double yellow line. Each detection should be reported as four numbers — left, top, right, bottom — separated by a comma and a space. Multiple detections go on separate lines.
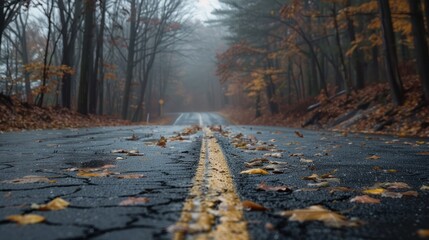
172, 128, 249, 240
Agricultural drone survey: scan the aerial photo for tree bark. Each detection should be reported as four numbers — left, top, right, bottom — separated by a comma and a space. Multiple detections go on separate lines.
408, 0, 429, 104
77, 0, 96, 114
377, 0, 404, 106
121, 0, 137, 119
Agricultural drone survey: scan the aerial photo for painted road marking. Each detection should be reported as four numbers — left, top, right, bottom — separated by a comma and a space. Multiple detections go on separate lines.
171, 128, 249, 240
173, 113, 184, 125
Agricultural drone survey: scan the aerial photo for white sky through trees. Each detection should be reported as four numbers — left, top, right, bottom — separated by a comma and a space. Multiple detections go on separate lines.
195, 0, 219, 20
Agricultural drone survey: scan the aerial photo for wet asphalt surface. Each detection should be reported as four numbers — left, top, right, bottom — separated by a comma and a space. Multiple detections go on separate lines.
0, 112, 429, 239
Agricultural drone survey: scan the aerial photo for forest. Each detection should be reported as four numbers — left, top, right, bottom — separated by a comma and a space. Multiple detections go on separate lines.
215, 0, 429, 136
1, 0, 429, 136
0, 0, 224, 124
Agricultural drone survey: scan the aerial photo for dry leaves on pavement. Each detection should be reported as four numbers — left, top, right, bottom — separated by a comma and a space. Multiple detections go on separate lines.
31, 197, 70, 211
119, 197, 150, 206
240, 168, 269, 175
350, 195, 381, 204
242, 200, 268, 211
6, 214, 45, 225
280, 205, 361, 228
2, 175, 55, 184
257, 182, 292, 192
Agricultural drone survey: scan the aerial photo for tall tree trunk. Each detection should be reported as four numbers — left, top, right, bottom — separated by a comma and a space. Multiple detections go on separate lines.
95, 0, 107, 114
378, 0, 404, 106
59, 0, 82, 109
409, 0, 429, 104
332, 3, 351, 94
121, 0, 137, 119
345, 1, 365, 90
78, 0, 96, 114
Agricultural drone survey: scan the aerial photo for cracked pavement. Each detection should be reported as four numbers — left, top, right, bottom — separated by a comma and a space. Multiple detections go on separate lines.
1, 112, 429, 239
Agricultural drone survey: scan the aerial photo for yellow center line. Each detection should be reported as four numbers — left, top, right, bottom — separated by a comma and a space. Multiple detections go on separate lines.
172, 128, 249, 240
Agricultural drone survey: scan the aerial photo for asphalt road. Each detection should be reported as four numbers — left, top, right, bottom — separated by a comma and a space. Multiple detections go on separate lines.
0, 112, 428, 239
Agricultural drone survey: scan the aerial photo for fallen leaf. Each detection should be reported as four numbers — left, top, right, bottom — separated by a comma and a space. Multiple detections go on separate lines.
329, 187, 352, 194
289, 153, 304, 157
308, 182, 330, 188
380, 182, 410, 190
116, 174, 145, 179
401, 191, 418, 197
366, 155, 381, 160
3, 175, 54, 184
242, 200, 268, 211
116, 157, 124, 160
295, 131, 304, 138
381, 191, 403, 198
6, 214, 45, 225
303, 174, 319, 181
263, 153, 283, 158
32, 197, 70, 211
280, 205, 359, 228
125, 134, 139, 141
157, 136, 167, 148
245, 158, 269, 168
127, 150, 144, 156
421, 185, 429, 191
300, 158, 313, 163
240, 168, 269, 175
417, 152, 429, 155
112, 149, 128, 153
77, 169, 113, 178
383, 169, 397, 173
119, 197, 150, 206
350, 195, 380, 204
417, 229, 429, 238
257, 182, 292, 192
362, 188, 385, 195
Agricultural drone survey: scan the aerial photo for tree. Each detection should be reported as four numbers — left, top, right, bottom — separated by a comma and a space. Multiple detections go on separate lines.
408, 0, 429, 104
77, 0, 96, 114
377, 0, 404, 106
58, 0, 82, 109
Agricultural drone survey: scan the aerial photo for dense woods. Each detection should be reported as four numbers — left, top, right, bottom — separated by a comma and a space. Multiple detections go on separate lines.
1, 0, 429, 131
215, 0, 429, 117
0, 0, 224, 122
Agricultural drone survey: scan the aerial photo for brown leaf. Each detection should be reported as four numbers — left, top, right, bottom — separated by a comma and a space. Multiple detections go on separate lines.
421, 185, 429, 191
295, 131, 304, 138
245, 158, 269, 168
257, 182, 292, 192
6, 214, 45, 225
116, 174, 145, 179
303, 174, 319, 181
350, 195, 380, 204
329, 187, 352, 194
32, 197, 70, 211
366, 155, 381, 160
157, 136, 167, 148
119, 197, 150, 206
417, 229, 429, 238
380, 182, 410, 190
417, 151, 429, 155
77, 169, 113, 178
280, 205, 360, 228
3, 175, 54, 184
240, 168, 269, 175
242, 200, 268, 211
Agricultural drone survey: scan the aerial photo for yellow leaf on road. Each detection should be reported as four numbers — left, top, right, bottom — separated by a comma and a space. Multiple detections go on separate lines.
32, 197, 70, 211
6, 214, 45, 225
240, 168, 269, 175
362, 188, 385, 195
